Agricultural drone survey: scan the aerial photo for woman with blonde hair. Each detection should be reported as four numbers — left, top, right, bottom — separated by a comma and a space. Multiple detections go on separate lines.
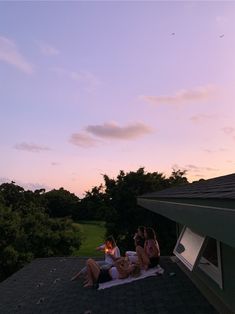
83, 257, 140, 288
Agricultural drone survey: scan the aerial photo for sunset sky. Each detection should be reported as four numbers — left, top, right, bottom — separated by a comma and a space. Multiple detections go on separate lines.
0, 1, 235, 197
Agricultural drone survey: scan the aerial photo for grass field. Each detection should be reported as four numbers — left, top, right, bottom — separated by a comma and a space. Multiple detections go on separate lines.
73, 221, 106, 257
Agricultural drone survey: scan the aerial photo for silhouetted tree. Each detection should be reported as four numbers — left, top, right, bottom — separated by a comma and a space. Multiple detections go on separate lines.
0, 183, 82, 280
44, 188, 80, 218
168, 168, 188, 186
102, 168, 183, 254
78, 185, 109, 220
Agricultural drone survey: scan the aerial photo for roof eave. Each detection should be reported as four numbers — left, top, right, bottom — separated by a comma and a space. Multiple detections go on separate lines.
137, 197, 235, 249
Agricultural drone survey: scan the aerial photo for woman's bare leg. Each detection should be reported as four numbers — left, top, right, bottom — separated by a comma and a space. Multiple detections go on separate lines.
71, 267, 86, 281
83, 273, 89, 285
84, 258, 101, 287
136, 246, 149, 270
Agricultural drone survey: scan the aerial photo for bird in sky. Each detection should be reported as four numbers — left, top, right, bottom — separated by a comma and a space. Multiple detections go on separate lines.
219, 34, 224, 38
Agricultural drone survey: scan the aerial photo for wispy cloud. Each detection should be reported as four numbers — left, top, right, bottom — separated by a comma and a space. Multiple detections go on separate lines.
51, 67, 100, 92
185, 164, 218, 173
203, 148, 228, 154
221, 127, 235, 141
23, 182, 49, 191
0, 35, 33, 74
69, 133, 98, 148
172, 163, 218, 178
216, 16, 228, 25
14, 142, 51, 153
140, 85, 216, 106
86, 122, 152, 139
36, 40, 59, 56
190, 114, 217, 123
51, 162, 60, 166
0, 177, 49, 191
221, 127, 234, 135
226, 160, 235, 164
0, 177, 11, 184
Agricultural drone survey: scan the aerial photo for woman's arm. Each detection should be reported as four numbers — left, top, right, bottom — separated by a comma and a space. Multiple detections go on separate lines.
156, 240, 160, 256
144, 240, 147, 254
106, 246, 121, 261
148, 239, 160, 257
96, 244, 105, 251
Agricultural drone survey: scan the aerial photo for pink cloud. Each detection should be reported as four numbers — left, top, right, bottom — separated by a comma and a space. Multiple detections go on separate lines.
0, 35, 33, 74
14, 142, 50, 153
86, 122, 152, 139
0, 177, 49, 191
51, 162, 60, 166
221, 127, 234, 134
69, 132, 98, 148
203, 148, 228, 154
190, 114, 217, 123
141, 85, 216, 106
36, 40, 60, 56
51, 67, 100, 92
185, 164, 218, 172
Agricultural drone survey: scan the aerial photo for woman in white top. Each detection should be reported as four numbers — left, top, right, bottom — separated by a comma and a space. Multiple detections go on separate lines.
96, 236, 121, 266
71, 236, 120, 281
83, 257, 140, 288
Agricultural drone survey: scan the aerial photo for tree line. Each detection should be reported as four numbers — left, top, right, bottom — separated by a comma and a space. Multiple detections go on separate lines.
0, 168, 189, 280
0, 183, 82, 280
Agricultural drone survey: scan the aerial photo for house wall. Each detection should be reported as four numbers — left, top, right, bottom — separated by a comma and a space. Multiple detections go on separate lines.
220, 243, 235, 311
194, 243, 235, 313
176, 222, 235, 312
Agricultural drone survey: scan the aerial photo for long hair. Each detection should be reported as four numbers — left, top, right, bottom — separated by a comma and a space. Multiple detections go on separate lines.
145, 227, 156, 240
138, 226, 145, 236
105, 235, 116, 249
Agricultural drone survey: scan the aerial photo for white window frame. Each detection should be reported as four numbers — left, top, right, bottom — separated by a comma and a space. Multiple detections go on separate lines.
198, 240, 223, 289
173, 226, 206, 271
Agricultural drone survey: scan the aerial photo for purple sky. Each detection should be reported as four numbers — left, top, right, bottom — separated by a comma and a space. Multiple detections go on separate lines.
0, 1, 235, 197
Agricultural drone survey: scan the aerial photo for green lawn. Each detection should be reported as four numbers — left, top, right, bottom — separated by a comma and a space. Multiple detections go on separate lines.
73, 221, 106, 257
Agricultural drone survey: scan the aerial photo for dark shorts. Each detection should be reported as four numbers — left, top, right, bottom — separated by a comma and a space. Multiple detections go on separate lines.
97, 269, 112, 284
149, 256, 160, 268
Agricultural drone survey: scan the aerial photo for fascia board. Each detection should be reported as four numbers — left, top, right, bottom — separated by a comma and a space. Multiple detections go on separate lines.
137, 198, 235, 249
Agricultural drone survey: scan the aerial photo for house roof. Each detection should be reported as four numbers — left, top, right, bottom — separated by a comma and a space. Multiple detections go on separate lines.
0, 256, 218, 314
140, 173, 235, 200
137, 173, 235, 248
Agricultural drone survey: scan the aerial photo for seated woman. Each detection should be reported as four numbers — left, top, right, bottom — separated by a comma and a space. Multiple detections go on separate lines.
71, 236, 120, 281
96, 235, 120, 266
136, 227, 160, 270
83, 257, 140, 288
126, 226, 145, 263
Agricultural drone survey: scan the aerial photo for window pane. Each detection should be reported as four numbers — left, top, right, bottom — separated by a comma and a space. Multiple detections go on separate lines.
202, 238, 218, 267
198, 239, 223, 288
174, 227, 205, 270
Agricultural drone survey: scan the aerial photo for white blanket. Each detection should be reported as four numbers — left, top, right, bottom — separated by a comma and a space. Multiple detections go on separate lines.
98, 265, 164, 290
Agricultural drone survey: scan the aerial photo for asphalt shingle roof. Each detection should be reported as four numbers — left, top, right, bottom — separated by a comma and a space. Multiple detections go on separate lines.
140, 173, 235, 200
0, 256, 218, 314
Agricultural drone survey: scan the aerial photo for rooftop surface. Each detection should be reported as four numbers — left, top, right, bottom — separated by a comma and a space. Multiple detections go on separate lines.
140, 173, 235, 200
0, 256, 218, 314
